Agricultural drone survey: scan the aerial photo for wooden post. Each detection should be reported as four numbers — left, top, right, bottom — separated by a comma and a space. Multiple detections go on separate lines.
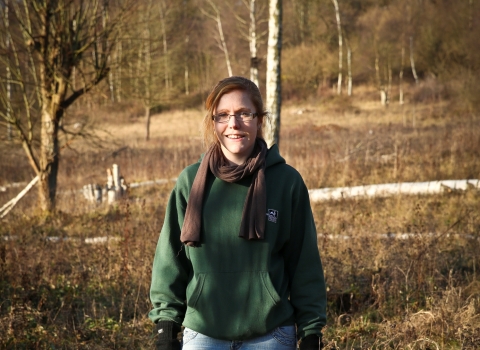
107, 168, 116, 204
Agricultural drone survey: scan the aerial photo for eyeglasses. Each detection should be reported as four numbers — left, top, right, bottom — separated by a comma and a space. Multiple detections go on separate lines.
212, 112, 257, 123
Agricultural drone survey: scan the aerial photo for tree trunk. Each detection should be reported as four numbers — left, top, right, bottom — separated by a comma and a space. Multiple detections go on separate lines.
39, 101, 62, 212
409, 36, 419, 84
185, 35, 190, 95
144, 5, 152, 141
2, 0, 129, 212
331, 0, 343, 95
375, 55, 387, 106
159, 0, 170, 91
399, 44, 405, 105
386, 60, 392, 106
216, 11, 232, 77
346, 38, 352, 96
116, 40, 122, 102
5, 0, 12, 140
202, 1, 233, 77
265, 0, 282, 148
249, 0, 259, 87
145, 106, 151, 141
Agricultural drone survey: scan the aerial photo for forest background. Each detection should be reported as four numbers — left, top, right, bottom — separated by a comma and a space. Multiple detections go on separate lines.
1, 0, 480, 349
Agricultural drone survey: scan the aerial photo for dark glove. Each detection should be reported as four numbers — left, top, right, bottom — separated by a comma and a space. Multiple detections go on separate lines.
154, 320, 181, 350
299, 334, 323, 350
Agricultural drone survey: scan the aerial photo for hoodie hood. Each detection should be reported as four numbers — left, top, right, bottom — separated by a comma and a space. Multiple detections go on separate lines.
265, 144, 286, 168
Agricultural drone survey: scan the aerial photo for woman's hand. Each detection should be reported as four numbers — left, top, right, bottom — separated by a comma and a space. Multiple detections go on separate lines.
154, 321, 182, 350
299, 334, 323, 350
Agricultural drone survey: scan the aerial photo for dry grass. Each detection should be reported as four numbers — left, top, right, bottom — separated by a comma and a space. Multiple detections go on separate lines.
1, 86, 480, 349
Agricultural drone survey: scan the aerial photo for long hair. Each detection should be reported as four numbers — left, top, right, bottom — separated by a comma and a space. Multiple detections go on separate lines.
202, 76, 267, 149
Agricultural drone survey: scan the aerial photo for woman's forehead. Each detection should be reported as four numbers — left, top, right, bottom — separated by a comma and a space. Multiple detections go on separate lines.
215, 90, 255, 109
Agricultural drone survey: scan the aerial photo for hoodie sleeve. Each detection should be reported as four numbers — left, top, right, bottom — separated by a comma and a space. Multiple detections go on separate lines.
149, 173, 192, 325
283, 177, 327, 340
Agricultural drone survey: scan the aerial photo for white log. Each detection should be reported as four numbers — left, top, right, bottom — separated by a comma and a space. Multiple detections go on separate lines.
309, 179, 480, 202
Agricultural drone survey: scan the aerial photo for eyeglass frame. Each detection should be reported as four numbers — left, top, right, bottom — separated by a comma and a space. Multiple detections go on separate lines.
212, 112, 258, 124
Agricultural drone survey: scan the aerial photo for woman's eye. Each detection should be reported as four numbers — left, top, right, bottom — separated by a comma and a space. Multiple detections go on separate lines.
218, 113, 229, 118
240, 112, 249, 117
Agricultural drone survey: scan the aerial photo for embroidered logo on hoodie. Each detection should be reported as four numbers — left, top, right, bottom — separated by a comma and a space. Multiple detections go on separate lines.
266, 209, 278, 223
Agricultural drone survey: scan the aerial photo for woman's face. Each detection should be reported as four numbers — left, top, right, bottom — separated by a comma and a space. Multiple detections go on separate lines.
213, 90, 260, 165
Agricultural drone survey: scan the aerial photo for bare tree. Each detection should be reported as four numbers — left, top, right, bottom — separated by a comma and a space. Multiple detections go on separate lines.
201, 0, 233, 77
0, 0, 133, 212
265, 0, 282, 148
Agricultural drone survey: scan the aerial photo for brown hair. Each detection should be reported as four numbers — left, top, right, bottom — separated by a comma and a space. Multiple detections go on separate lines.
202, 76, 267, 148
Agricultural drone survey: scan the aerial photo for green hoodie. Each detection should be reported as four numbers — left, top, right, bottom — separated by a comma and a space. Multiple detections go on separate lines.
149, 145, 326, 341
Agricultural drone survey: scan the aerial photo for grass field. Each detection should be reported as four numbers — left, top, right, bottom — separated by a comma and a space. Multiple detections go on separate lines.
1, 85, 479, 349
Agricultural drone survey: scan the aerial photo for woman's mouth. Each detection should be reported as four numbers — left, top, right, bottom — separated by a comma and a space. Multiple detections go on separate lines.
226, 134, 246, 139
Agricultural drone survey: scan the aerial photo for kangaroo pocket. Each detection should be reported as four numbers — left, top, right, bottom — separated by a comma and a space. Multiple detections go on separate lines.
183, 271, 292, 340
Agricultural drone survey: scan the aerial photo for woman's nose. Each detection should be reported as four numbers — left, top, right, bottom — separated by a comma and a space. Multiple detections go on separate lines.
227, 115, 239, 128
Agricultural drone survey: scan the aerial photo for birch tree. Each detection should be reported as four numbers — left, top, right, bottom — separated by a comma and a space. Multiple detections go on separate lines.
0, 0, 133, 212
345, 35, 352, 96
201, 0, 233, 77
264, 0, 282, 148
331, 0, 343, 95
234, 0, 267, 88
248, 0, 260, 87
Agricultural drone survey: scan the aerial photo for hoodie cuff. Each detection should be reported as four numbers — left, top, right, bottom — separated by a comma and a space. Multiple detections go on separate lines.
299, 334, 323, 350
154, 321, 181, 350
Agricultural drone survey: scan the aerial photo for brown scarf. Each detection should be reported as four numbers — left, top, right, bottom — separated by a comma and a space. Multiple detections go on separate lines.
180, 138, 267, 247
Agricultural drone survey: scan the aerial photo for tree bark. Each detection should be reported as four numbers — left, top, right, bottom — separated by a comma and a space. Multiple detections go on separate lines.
265, 0, 282, 148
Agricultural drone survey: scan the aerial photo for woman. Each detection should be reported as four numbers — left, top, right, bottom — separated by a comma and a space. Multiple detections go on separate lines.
150, 76, 326, 350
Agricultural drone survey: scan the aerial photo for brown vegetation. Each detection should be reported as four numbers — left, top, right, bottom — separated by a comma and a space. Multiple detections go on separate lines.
1, 85, 480, 348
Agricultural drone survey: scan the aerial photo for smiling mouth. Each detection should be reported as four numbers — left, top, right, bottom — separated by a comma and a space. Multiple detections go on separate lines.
226, 133, 248, 139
